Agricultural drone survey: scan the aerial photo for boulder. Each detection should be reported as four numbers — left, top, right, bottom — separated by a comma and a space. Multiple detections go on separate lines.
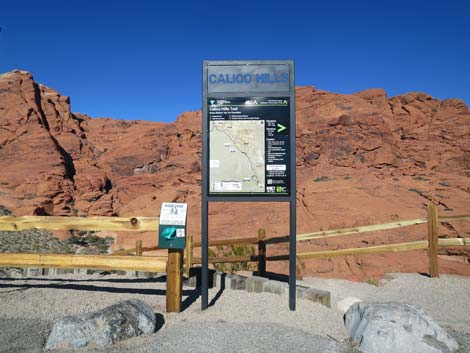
344, 302, 459, 353
45, 299, 156, 349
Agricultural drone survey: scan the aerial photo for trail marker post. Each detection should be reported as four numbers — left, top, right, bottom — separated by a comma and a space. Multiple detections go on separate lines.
202, 60, 296, 310
158, 202, 188, 313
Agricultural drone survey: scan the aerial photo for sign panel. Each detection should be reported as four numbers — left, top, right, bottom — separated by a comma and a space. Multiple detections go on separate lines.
160, 203, 188, 226
158, 202, 188, 249
208, 97, 291, 196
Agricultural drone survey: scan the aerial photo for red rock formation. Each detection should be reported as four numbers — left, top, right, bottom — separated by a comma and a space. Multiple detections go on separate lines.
0, 70, 468, 280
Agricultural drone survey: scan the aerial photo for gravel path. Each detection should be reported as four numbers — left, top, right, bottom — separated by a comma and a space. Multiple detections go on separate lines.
0, 272, 469, 352
300, 273, 470, 330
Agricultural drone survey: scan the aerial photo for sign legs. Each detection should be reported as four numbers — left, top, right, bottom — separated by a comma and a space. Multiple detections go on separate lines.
289, 198, 297, 311
201, 198, 209, 310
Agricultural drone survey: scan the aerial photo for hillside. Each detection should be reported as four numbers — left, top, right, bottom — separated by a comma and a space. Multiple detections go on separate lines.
0, 70, 468, 279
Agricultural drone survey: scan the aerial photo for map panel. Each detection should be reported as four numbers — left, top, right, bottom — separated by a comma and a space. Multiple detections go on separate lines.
208, 97, 290, 196
209, 120, 265, 193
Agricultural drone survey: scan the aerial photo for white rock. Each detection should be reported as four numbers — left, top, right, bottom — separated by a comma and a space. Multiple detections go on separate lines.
344, 302, 459, 353
45, 299, 156, 349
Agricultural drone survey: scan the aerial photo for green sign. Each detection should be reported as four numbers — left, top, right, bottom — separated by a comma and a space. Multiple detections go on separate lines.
158, 203, 188, 249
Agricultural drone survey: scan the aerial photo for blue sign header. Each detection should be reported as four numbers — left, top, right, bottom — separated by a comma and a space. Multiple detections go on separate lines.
207, 63, 290, 93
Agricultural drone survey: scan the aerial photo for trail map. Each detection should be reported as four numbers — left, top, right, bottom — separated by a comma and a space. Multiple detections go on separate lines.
208, 97, 290, 195
209, 120, 265, 192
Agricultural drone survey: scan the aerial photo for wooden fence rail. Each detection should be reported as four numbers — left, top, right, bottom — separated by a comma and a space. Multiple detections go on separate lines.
0, 253, 167, 272
192, 236, 259, 248
192, 255, 260, 264
0, 216, 159, 232
296, 238, 470, 260
111, 245, 160, 256
296, 218, 428, 242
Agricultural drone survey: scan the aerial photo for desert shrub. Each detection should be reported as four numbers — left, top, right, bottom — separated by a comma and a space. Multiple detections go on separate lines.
66, 231, 114, 253
313, 176, 331, 182
0, 205, 12, 216
408, 187, 424, 196
209, 244, 256, 273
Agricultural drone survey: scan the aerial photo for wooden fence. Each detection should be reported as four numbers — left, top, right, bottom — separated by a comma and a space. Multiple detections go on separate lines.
0, 215, 184, 312
183, 205, 469, 278
0, 205, 468, 301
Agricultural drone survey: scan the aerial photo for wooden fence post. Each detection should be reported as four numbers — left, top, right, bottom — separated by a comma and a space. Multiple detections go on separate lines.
166, 249, 183, 312
257, 229, 266, 277
427, 204, 439, 278
185, 235, 193, 278
135, 240, 142, 256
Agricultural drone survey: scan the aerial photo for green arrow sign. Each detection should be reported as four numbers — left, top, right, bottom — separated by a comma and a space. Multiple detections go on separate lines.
277, 123, 287, 133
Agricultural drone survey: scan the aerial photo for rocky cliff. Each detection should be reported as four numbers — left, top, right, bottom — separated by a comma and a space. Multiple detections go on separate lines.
1, 70, 468, 279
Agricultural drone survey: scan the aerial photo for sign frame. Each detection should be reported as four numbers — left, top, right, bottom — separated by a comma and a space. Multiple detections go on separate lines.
201, 60, 296, 311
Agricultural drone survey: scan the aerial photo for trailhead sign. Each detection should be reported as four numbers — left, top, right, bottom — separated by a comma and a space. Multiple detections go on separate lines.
202, 60, 296, 311
209, 97, 291, 195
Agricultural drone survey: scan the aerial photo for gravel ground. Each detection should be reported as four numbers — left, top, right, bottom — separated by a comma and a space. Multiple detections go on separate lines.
0, 272, 468, 352
300, 273, 470, 330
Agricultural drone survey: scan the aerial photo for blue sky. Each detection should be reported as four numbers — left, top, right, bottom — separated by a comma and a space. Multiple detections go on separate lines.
1, 0, 468, 122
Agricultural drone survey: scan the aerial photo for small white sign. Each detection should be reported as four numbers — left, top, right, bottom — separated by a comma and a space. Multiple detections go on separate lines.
210, 160, 220, 168
160, 203, 188, 226
176, 228, 185, 238
267, 164, 286, 171
212, 182, 242, 191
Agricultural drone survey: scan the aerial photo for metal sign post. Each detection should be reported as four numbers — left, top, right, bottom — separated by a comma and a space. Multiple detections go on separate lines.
201, 60, 296, 311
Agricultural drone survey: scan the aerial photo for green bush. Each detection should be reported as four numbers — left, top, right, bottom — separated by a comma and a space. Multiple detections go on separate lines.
209, 244, 256, 273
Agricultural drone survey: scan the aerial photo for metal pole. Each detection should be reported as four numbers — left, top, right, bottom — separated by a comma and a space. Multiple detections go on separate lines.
289, 60, 296, 311
201, 199, 209, 310
201, 61, 209, 310
289, 198, 297, 311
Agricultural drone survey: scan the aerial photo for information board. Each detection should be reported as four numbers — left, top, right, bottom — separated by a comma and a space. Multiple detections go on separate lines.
208, 97, 291, 196
202, 60, 296, 311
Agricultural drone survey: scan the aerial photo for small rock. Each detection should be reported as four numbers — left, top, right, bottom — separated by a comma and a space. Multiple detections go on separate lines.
344, 302, 459, 353
45, 299, 156, 349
